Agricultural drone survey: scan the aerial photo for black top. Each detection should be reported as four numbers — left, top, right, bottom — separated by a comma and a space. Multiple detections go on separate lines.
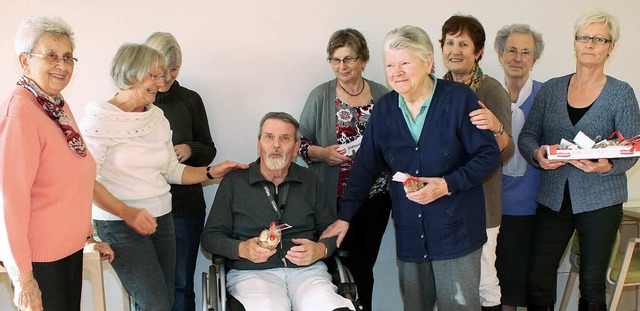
154, 81, 216, 216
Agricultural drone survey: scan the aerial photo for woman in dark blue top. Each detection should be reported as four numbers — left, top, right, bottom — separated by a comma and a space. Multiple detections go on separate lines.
322, 25, 500, 311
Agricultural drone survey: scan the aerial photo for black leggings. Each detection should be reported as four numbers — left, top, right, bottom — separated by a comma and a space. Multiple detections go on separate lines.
338, 191, 392, 311
32, 249, 83, 311
526, 185, 622, 306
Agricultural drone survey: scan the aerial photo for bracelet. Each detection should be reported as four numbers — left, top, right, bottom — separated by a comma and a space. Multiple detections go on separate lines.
493, 124, 504, 137
319, 241, 328, 259
206, 166, 214, 180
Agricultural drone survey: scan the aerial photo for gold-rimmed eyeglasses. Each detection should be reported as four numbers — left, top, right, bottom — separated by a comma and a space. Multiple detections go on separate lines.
503, 47, 534, 59
575, 35, 611, 45
28, 53, 78, 65
328, 56, 359, 65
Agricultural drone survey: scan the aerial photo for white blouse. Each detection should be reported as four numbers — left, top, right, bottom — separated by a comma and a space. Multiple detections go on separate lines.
80, 101, 186, 220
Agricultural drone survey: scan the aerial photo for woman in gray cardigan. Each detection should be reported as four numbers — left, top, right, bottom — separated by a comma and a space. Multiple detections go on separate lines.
298, 28, 389, 311
519, 10, 640, 311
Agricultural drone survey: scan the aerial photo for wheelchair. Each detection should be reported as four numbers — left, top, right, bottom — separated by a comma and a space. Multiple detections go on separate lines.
201, 252, 363, 311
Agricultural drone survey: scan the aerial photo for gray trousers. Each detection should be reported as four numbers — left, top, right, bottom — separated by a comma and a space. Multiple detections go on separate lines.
398, 248, 482, 311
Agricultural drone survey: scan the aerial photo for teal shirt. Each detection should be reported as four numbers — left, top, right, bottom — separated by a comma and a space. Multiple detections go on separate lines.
398, 75, 437, 143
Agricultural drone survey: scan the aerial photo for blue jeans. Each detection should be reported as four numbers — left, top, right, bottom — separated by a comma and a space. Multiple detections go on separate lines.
94, 214, 176, 311
172, 210, 205, 311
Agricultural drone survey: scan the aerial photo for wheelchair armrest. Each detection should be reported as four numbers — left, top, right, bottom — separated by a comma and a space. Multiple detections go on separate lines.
334, 249, 350, 258
213, 254, 226, 265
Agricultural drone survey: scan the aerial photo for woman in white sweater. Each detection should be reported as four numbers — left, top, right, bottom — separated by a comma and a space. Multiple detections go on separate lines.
80, 43, 246, 310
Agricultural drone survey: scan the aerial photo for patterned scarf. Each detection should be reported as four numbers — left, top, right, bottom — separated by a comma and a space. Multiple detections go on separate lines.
17, 76, 87, 157
443, 62, 486, 92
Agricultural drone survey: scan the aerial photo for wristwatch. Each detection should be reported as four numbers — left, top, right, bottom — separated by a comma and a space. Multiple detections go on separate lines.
493, 124, 504, 137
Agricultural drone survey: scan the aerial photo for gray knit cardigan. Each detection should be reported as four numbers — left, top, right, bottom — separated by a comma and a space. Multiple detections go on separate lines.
299, 78, 389, 211
519, 74, 640, 213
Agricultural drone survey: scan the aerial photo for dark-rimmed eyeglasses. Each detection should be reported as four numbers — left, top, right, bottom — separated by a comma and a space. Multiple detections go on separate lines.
328, 56, 359, 65
28, 53, 78, 65
575, 35, 612, 45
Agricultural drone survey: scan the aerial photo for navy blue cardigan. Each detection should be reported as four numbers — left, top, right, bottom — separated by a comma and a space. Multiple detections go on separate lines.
339, 79, 501, 261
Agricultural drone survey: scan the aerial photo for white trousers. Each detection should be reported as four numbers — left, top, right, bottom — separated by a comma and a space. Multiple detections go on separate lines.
480, 226, 501, 307
227, 261, 355, 311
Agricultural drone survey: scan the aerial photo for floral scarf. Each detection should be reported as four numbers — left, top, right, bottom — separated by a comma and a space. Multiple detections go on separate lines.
17, 76, 87, 157
442, 62, 486, 92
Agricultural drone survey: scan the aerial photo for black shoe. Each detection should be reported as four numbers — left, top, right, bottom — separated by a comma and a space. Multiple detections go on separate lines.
578, 298, 607, 311
527, 306, 554, 311
481, 305, 502, 311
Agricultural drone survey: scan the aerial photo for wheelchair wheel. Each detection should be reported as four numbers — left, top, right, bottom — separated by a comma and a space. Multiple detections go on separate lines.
209, 264, 218, 311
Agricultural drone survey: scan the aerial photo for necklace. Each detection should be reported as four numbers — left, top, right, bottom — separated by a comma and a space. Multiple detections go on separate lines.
338, 78, 365, 96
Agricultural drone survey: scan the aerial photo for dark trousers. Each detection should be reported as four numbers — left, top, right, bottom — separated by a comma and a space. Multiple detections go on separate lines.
172, 210, 205, 311
338, 191, 392, 311
526, 185, 622, 307
31, 249, 83, 311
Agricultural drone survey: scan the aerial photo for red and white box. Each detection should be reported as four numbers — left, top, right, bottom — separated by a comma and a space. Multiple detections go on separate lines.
546, 144, 640, 160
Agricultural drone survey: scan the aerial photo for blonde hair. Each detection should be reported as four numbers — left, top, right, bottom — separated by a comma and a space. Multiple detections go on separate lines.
574, 9, 620, 44
144, 32, 183, 68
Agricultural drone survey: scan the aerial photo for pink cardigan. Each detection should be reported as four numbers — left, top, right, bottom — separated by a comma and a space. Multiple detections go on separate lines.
0, 87, 96, 278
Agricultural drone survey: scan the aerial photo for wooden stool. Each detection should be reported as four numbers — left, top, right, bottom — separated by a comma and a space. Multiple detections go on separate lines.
83, 247, 106, 311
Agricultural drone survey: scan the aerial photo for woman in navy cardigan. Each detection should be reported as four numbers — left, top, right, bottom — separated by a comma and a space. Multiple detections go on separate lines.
322, 25, 500, 311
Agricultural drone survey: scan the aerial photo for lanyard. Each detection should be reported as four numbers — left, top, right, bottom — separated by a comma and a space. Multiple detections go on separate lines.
262, 182, 290, 267
262, 182, 289, 218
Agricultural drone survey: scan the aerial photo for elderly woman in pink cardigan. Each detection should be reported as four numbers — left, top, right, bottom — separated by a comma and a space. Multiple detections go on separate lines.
0, 16, 113, 311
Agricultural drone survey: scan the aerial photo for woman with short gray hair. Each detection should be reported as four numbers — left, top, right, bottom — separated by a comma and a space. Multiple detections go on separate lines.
493, 23, 545, 311
322, 25, 500, 310
80, 43, 246, 310
0, 16, 114, 311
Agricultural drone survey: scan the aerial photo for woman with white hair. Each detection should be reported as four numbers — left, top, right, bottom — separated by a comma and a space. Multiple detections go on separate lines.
0, 16, 113, 311
493, 23, 545, 311
322, 25, 500, 310
520, 10, 640, 310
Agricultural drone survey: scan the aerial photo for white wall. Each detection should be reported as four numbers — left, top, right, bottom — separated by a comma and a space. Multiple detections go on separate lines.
1, 0, 639, 310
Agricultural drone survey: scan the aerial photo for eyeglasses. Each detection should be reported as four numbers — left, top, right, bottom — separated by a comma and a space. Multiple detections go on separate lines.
575, 35, 612, 45
328, 56, 359, 65
28, 53, 78, 65
503, 47, 534, 58
147, 73, 166, 81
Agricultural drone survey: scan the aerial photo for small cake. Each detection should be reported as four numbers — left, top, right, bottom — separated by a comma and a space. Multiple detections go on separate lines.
258, 222, 282, 250
403, 176, 424, 193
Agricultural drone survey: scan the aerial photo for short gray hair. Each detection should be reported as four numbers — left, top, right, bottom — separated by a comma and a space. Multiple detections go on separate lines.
110, 43, 167, 90
574, 9, 620, 44
494, 24, 545, 61
384, 25, 435, 74
144, 32, 183, 68
258, 112, 301, 141
14, 16, 75, 55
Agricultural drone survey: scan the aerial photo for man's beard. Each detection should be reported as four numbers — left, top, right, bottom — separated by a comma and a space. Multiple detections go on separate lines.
265, 153, 287, 170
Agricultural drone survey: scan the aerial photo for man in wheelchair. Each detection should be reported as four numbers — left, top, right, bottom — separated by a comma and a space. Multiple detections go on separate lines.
201, 112, 355, 311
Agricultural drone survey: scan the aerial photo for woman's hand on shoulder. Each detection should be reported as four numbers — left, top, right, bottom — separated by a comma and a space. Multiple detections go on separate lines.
469, 101, 500, 132
568, 158, 612, 174
533, 146, 566, 170
209, 160, 250, 179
